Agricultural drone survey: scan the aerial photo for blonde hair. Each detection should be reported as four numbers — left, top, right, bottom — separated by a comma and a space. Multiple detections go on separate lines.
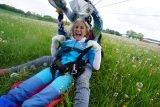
69, 18, 90, 38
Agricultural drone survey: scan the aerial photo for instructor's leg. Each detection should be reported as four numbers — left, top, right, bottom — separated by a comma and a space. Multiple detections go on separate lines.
10, 56, 53, 72
74, 64, 92, 107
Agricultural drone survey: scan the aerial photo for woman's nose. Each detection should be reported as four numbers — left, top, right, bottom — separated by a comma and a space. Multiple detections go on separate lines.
76, 27, 81, 31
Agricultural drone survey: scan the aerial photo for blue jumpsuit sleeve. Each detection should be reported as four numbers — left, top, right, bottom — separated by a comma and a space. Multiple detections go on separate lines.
57, 12, 67, 36
86, 0, 103, 37
91, 3, 103, 37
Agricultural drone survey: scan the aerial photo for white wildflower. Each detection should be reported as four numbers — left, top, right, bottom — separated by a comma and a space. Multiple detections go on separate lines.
2, 40, 7, 43
132, 56, 135, 62
150, 98, 153, 101
139, 60, 142, 64
147, 58, 151, 61
0, 37, 2, 42
137, 88, 141, 92
124, 94, 129, 99
136, 82, 143, 89
132, 65, 136, 68
113, 92, 118, 97
1, 31, 4, 34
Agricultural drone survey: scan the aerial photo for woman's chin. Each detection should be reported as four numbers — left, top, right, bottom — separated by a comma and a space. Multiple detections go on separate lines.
74, 35, 82, 40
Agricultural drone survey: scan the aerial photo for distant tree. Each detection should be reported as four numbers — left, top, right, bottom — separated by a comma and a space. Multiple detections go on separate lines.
26, 11, 32, 16
137, 33, 144, 41
103, 28, 122, 36
126, 30, 144, 41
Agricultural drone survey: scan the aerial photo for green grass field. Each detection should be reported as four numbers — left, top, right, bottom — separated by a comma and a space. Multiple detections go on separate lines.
0, 9, 160, 107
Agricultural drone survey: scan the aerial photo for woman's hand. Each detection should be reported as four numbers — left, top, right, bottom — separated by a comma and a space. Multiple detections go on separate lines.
86, 40, 101, 51
51, 35, 65, 57
52, 35, 65, 43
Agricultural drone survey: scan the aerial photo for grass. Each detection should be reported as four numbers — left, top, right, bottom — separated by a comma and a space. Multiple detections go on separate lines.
0, 9, 160, 107
0, 9, 57, 67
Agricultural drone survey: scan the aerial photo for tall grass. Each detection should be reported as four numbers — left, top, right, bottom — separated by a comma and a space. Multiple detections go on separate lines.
0, 9, 57, 67
89, 36, 160, 107
0, 9, 160, 107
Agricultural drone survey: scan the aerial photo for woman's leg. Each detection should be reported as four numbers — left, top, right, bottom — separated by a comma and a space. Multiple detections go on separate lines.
22, 74, 73, 107
74, 64, 93, 107
0, 67, 53, 105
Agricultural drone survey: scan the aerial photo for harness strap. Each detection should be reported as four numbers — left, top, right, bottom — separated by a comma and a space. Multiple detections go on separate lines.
77, 46, 92, 61
56, 46, 84, 59
50, 46, 92, 79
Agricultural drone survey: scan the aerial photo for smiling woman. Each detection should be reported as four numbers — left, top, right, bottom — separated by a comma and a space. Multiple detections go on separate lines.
72, 18, 90, 40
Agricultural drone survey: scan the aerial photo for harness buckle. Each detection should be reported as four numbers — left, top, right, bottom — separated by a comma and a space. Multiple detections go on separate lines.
71, 64, 77, 74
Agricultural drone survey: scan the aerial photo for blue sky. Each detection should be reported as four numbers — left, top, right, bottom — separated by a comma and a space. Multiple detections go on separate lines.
1, 0, 160, 41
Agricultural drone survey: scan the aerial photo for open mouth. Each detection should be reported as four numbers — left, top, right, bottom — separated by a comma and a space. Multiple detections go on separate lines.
75, 33, 82, 36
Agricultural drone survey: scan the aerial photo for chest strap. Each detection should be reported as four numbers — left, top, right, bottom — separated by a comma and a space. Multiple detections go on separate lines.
50, 46, 92, 79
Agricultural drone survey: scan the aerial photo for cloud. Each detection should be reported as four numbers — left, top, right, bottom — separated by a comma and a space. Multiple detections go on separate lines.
98, 0, 160, 40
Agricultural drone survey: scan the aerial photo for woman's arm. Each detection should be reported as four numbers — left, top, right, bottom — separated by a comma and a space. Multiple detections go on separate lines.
93, 49, 101, 70
87, 40, 102, 70
51, 35, 66, 57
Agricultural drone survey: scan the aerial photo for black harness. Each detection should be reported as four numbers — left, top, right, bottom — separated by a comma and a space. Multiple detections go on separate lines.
50, 46, 92, 79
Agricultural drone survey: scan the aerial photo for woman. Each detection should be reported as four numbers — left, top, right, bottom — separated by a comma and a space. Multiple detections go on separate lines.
0, 18, 101, 107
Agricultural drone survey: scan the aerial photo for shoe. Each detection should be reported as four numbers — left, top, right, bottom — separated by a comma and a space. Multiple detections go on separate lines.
48, 0, 59, 9
0, 69, 10, 76
48, 0, 67, 11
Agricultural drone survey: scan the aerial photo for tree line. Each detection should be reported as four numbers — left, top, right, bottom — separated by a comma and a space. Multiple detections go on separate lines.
0, 4, 58, 23
103, 29, 122, 36
103, 28, 144, 41
126, 30, 144, 41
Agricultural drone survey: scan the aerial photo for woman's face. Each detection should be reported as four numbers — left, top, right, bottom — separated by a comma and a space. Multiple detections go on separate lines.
73, 20, 87, 41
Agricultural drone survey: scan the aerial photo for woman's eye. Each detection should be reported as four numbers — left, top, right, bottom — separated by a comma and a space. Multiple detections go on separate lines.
75, 26, 79, 29
75, 26, 84, 29
80, 26, 84, 29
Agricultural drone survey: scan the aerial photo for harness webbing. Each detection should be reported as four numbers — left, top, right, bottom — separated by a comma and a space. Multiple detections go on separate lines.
50, 46, 92, 79
56, 45, 84, 59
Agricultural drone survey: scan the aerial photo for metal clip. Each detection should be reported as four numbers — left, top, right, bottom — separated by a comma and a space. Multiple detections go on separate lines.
71, 64, 77, 74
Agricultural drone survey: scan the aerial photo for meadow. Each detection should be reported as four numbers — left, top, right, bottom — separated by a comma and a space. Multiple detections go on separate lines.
0, 9, 160, 107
